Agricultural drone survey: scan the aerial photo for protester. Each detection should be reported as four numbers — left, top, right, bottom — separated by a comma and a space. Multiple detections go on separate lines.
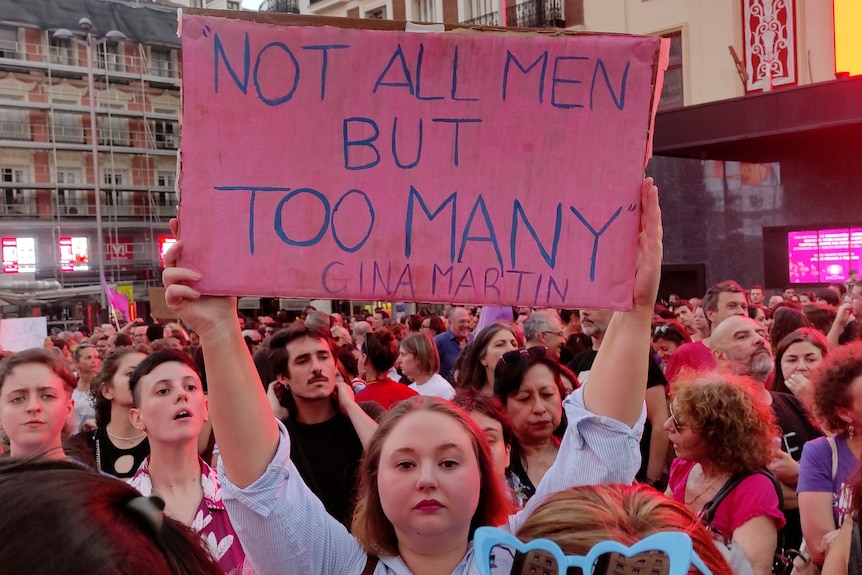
158, 177, 661, 575
522, 309, 565, 361
0, 349, 75, 460
355, 329, 418, 409
127, 350, 252, 575
0, 457, 223, 575
494, 347, 566, 506
67, 348, 150, 478
267, 324, 383, 526
71, 343, 101, 433
773, 327, 829, 402
398, 334, 455, 399
651, 319, 692, 368
455, 321, 521, 395
510, 484, 732, 575
666, 372, 784, 575
434, 306, 474, 383
798, 341, 862, 567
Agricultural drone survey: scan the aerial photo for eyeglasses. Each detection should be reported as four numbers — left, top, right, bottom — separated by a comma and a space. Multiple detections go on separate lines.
543, 331, 564, 339
500, 346, 547, 366
474, 527, 713, 575
668, 402, 685, 432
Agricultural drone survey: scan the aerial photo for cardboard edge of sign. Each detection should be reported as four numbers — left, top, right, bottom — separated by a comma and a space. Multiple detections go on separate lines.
174, 8, 667, 310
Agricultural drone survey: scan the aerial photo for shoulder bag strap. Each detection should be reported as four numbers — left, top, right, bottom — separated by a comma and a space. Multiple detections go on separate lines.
827, 436, 839, 480
361, 555, 379, 575
700, 473, 748, 526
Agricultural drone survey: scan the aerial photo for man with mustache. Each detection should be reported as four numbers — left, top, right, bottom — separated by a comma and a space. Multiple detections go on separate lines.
269, 324, 382, 527
710, 315, 821, 550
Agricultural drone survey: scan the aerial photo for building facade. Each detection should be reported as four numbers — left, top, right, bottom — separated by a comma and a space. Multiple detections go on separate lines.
0, 0, 186, 323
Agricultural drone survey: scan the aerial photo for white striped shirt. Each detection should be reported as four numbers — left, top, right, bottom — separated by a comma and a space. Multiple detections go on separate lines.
219, 387, 646, 575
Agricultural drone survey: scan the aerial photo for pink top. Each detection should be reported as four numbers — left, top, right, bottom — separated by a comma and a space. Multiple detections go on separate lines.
669, 459, 785, 540
129, 457, 254, 575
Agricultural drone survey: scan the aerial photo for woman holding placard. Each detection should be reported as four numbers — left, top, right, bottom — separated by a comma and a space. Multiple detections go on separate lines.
159, 180, 681, 575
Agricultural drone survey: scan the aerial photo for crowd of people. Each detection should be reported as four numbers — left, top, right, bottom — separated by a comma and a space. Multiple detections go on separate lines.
3, 179, 862, 575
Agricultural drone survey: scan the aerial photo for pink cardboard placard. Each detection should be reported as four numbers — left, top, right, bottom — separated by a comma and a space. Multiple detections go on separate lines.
178, 13, 665, 309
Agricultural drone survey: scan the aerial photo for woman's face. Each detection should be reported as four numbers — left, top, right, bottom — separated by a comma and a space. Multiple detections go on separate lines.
780, 341, 824, 381
377, 411, 482, 549
692, 308, 710, 333
399, 347, 421, 380
505, 363, 562, 445
664, 400, 707, 463
467, 410, 510, 480
104, 352, 147, 408
652, 338, 680, 363
76, 346, 101, 376
480, 329, 519, 374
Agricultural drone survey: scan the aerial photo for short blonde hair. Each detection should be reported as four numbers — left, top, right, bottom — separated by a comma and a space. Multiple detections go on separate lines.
516, 484, 732, 575
399, 333, 439, 375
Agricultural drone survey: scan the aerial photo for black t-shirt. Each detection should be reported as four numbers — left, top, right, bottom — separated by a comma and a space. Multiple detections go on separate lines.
769, 390, 822, 550
283, 402, 383, 527
567, 349, 667, 482
66, 427, 150, 479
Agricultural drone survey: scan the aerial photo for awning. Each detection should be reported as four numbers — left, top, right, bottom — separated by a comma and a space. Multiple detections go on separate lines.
653, 76, 862, 163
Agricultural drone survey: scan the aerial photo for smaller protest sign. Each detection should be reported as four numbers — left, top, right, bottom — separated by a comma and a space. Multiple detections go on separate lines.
0, 317, 48, 353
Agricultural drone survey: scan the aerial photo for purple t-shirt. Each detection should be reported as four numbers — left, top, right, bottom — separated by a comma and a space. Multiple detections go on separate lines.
798, 435, 859, 527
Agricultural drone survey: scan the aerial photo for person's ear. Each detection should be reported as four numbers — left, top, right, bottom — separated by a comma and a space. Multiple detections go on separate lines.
129, 408, 145, 432
202, 397, 209, 423
101, 383, 114, 401
275, 373, 289, 389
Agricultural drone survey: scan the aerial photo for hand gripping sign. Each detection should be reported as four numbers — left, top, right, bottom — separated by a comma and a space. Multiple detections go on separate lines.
177, 10, 668, 310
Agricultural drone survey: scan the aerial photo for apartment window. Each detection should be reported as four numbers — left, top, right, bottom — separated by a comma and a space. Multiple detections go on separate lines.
104, 190, 135, 215
416, 0, 438, 22
0, 26, 19, 59
49, 36, 76, 66
156, 171, 175, 188
51, 112, 84, 143
365, 6, 387, 19
98, 116, 130, 146
2, 167, 34, 216
0, 108, 29, 140
57, 188, 87, 215
103, 170, 126, 186
150, 47, 174, 78
227, 1, 241, 9
96, 42, 123, 72
659, 31, 683, 108
154, 120, 179, 149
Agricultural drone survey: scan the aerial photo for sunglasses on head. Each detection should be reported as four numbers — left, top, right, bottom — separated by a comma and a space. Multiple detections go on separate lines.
475, 527, 713, 575
653, 324, 670, 336
500, 347, 546, 366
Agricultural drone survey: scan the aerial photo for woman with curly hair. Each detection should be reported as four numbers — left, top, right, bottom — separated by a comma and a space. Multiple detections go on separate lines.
665, 372, 784, 575
798, 341, 862, 567
455, 321, 522, 396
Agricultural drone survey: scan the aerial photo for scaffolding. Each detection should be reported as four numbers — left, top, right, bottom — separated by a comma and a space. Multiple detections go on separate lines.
0, 25, 181, 293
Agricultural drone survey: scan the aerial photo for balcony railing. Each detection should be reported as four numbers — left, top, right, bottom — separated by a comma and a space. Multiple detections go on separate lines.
49, 46, 77, 66
461, 12, 501, 26
0, 121, 29, 140
506, 0, 564, 28
0, 199, 37, 217
259, 0, 300, 12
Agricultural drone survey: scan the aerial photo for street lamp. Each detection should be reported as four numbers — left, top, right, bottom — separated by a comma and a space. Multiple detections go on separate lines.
53, 18, 127, 312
